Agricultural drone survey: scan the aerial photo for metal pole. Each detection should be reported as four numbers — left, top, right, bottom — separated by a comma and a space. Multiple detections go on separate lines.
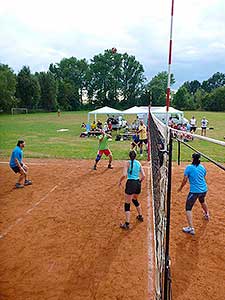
166, 0, 175, 125
147, 103, 151, 162
164, 132, 173, 300
178, 140, 180, 165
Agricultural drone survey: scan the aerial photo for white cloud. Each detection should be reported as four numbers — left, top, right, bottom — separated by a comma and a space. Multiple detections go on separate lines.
0, 0, 225, 86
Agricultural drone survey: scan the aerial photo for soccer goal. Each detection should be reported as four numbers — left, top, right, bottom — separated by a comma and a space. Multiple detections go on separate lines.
11, 108, 28, 115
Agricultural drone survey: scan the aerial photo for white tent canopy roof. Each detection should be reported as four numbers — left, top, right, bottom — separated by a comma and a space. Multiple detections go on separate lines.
89, 106, 122, 115
88, 106, 123, 123
123, 106, 148, 114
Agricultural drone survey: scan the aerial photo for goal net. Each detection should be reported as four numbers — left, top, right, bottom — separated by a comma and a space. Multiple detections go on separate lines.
11, 108, 28, 115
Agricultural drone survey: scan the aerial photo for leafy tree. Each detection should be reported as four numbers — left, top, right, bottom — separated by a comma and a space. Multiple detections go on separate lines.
120, 53, 146, 107
202, 86, 225, 111
172, 86, 191, 110
57, 80, 80, 111
145, 71, 175, 106
49, 57, 89, 109
202, 72, 225, 93
88, 50, 145, 108
88, 50, 123, 107
36, 71, 58, 111
193, 88, 207, 109
183, 80, 201, 95
16, 66, 40, 109
0, 64, 17, 111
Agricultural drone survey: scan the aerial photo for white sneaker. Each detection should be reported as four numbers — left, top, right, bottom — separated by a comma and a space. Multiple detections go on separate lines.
182, 226, 195, 235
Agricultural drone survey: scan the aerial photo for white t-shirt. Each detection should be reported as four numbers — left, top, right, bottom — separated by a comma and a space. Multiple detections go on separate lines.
201, 119, 208, 128
190, 118, 196, 126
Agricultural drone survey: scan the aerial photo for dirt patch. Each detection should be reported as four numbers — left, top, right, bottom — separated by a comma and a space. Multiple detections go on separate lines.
0, 159, 224, 300
170, 162, 225, 300
0, 159, 151, 300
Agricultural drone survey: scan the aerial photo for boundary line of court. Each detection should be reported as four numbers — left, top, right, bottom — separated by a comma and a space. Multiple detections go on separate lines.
147, 163, 155, 299
0, 185, 58, 240
0, 169, 74, 240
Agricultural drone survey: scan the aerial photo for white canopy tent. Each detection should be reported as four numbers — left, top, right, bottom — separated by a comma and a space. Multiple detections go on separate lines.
122, 106, 184, 124
88, 106, 123, 123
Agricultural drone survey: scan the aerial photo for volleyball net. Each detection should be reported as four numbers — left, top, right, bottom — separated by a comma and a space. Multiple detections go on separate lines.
148, 112, 171, 300
148, 112, 225, 300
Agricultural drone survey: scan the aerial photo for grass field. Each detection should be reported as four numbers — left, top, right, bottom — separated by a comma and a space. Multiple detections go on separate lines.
0, 110, 224, 162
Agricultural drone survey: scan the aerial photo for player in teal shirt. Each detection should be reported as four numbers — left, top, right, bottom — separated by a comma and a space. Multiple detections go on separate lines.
178, 153, 210, 235
119, 150, 145, 229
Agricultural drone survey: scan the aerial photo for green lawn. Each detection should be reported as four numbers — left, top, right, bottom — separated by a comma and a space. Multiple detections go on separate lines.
0, 110, 224, 162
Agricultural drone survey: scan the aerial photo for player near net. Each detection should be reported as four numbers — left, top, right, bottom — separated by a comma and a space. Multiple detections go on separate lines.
118, 150, 145, 229
177, 153, 210, 235
93, 129, 113, 170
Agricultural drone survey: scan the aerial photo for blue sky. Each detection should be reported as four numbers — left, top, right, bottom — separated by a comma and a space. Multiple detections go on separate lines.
0, 0, 225, 88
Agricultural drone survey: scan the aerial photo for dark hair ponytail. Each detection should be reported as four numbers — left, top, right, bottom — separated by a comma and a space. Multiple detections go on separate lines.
129, 150, 136, 174
192, 153, 201, 166
17, 140, 24, 146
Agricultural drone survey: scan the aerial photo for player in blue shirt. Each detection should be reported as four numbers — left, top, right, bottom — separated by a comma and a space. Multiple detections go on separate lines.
9, 140, 32, 188
178, 153, 209, 235
118, 150, 145, 229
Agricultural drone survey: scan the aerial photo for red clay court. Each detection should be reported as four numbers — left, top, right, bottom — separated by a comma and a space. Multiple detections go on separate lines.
0, 159, 224, 300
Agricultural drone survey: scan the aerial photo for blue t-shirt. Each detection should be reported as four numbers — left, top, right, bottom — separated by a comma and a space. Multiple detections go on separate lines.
184, 164, 207, 193
9, 146, 23, 168
127, 160, 141, 180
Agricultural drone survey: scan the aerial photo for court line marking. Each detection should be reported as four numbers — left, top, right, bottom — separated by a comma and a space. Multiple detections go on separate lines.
0, 185, 58, 240
0, 168, 75, 240
0, 161, 47, 165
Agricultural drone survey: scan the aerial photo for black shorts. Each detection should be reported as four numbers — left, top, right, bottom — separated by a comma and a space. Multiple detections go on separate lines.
139, 139, 148, 145
201, 127, 207, 130
11, 166, 20, 173
186, 192, 207, 211
125, 179, 141, 195
190, 126, 197, 132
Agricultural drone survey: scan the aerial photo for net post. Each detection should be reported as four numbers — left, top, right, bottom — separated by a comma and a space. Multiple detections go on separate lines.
177, 139, 181, 165
164, 131, 173, 300
147, 103, 151, 162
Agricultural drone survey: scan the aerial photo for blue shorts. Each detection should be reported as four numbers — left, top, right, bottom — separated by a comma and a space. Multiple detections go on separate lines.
186, 192, 207, 211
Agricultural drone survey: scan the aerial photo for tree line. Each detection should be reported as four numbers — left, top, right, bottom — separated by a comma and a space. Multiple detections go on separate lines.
0, 49, 224, 112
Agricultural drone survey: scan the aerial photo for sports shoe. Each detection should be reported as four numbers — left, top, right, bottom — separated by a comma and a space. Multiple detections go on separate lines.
182, 226, 195, 235
24, 180, 32, 186
93, 165, 97, 170
108, 164, 113, 169
136, 215, 144, 222
16, 183, 24, 188
203, 212, 210, 221
120, 223, 129, 230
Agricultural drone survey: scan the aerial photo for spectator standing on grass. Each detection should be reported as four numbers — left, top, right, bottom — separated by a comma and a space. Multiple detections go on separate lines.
93, 130, 113, 170
138, 120, 148, 157
201, 117, 208, 136
118, 150, 145, 229
190, 116, 197, 133
9, 140, 32, 189
177, 153, 210, 235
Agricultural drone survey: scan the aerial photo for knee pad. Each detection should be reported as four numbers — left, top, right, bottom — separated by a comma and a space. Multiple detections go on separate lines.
96, 154, 101, 162
132, 199, 139, 207
124, 203, 130, 212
